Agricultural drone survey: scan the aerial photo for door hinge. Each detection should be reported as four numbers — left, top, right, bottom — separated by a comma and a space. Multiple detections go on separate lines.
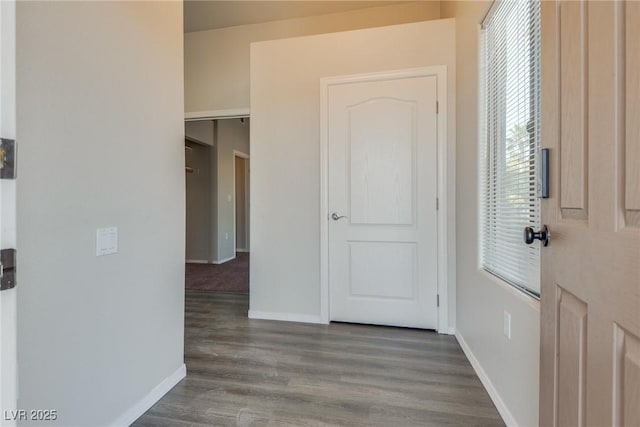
436, 198, 439, 210
0, 248, 16, 291
437, 294, 440, 307
0, 138, 16, 179
436, 101, 439, 114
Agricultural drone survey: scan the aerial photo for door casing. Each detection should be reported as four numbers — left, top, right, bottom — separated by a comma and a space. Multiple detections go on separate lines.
319, 66, 451, 333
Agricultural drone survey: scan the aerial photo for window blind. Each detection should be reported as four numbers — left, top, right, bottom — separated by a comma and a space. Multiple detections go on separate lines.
479, 0, 542, 297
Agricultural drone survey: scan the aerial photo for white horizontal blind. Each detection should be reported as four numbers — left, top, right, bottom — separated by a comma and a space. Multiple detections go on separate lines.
479, 0, 541, 296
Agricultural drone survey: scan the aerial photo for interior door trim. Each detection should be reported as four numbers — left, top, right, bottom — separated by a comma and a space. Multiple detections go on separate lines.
319, 65, 452, 333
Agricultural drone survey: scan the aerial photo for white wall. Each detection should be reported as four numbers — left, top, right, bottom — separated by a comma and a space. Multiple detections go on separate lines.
441, 2, 540, 426
216, 119, 250, 262
250, 19, 456, 326
16, 2, 185, 426
185, 1, 441, 113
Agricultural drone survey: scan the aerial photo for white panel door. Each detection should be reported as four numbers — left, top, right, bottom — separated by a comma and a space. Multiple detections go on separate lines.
0, 0, 17, 424
328, 73, 438, 329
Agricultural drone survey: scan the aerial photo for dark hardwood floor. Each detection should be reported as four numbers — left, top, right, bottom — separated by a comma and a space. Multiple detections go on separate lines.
133, 291, 505, 427
185, 253, 249, 293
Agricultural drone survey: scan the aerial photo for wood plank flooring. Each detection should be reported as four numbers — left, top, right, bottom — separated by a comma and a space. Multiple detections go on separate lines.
133, 291, 505, 427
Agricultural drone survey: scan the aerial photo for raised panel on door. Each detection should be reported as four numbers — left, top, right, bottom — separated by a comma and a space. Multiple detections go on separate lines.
614, 326, 640, 426
557, 288, 587, 427
625, 1, 640, 227
348, 98, 416, 226
559, 0, 588, 219
348, 242, 417, 300
327, 72, 438, 330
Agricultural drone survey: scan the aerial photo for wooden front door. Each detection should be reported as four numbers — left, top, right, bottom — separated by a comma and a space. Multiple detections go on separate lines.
540, 1, 640, 426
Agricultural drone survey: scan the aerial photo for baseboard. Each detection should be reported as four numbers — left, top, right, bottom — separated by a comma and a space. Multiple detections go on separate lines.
248, 310, 323, 324
211, 256, 235, 265
236, 248, 249, 253
455, 331, 517, 427
185, 259, 208, 264
109, 363, 186, 427
446, 326, 456, 335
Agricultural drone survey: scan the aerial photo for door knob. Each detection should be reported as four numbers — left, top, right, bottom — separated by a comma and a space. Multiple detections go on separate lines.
331, 213, 347, 221
524, 225, 550, 247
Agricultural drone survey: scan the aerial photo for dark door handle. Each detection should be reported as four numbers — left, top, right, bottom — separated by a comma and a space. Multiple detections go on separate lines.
524, 225, 550, 247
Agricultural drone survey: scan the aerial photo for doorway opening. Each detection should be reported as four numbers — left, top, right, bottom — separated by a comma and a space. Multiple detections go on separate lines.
319, 66, 450, 332
184, 117, 250, 294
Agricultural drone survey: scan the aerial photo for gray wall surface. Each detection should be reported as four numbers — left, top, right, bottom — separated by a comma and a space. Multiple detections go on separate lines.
186, 141, 212, 262
16, 2, 185, 425
185, 120, 214, 146
235, 156, 249, 251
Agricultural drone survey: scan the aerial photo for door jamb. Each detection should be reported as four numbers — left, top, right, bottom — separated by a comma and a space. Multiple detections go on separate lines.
319, 66, 451, 333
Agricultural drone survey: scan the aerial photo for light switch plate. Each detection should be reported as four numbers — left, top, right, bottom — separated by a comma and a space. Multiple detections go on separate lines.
96, 227, 118, 256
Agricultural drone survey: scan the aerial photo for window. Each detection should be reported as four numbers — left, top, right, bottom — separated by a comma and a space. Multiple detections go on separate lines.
479, 0, 542, 297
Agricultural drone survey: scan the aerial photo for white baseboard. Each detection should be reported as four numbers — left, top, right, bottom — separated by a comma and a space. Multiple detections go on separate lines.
248, 310, 323, 324
110, 364, 186, 427
236, 248, 249, 253
446, 326, 456, 335
455, 331, 517, 427
211, 256, 235, 265
185, 259, 208, 264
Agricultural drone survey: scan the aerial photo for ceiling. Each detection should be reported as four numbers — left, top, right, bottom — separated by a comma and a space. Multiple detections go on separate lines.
184, 1, 409, 33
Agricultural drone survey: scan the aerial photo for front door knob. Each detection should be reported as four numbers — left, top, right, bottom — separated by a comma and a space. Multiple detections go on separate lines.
524, 225, 550, 247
